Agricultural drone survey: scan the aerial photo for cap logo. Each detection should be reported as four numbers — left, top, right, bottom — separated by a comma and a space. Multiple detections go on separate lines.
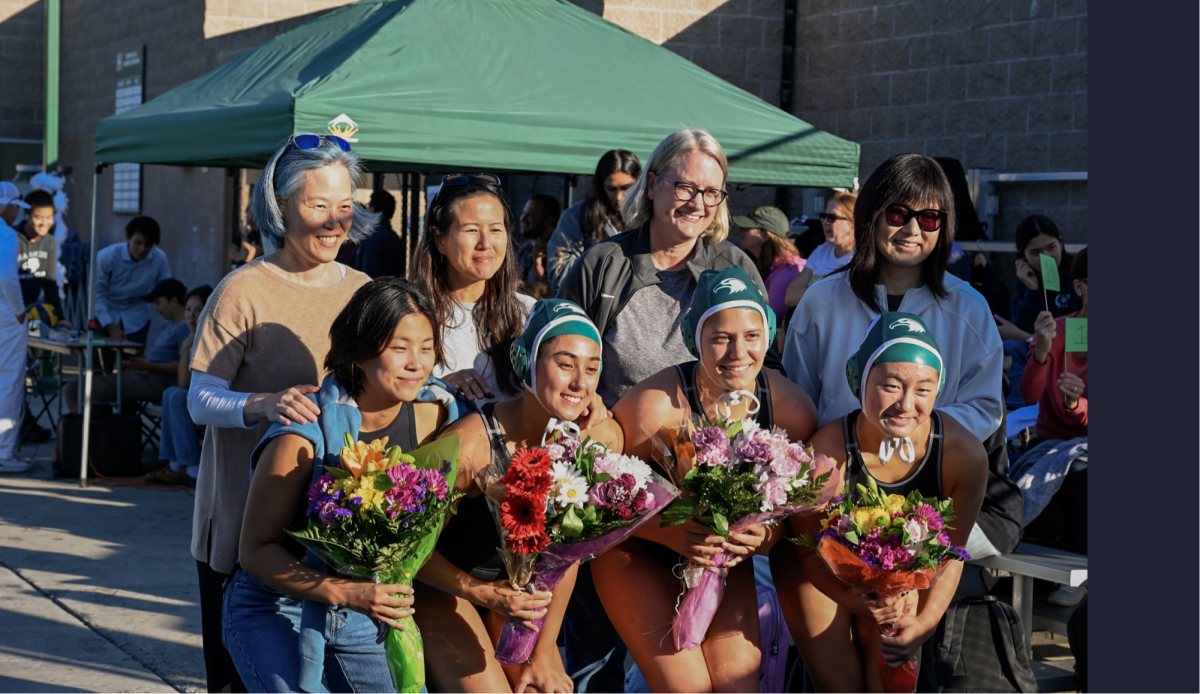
889, 318, 926, 333
753, 207, 762, 216
553, 302, 584, 314
714, 278, 748, 295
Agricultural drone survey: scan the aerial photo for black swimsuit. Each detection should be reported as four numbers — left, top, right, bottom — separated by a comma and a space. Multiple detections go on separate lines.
434, 402, 509, 583
842, 409, 945, 499
646, 362, 775, 568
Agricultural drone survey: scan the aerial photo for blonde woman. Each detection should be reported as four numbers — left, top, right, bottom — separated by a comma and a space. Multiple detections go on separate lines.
804, 191, 857, 282
555, 126, 763, 691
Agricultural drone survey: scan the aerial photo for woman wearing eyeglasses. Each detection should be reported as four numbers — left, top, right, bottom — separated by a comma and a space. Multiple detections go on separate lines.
555, 127, 763, 692
186, 134, 375, 692
779, 152, 1003, 558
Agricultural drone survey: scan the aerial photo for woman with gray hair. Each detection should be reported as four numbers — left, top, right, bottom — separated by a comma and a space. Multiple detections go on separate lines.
555, 127, 763, 692
186, 134, 375, 693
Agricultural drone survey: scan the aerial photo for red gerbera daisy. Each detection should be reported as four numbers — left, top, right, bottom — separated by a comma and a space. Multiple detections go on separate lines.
501, 448, 554, 497
510, 531, 550, 556
501, 491, 546, 539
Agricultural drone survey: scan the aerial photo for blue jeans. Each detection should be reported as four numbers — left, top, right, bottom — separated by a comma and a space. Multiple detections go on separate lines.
563, 563, 628, 692
222, 569, 395, 693
159, 386, 200, 477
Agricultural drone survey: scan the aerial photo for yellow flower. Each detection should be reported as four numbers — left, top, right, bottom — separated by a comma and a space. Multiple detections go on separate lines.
854, 507, 891, 532
887, 494, 907, 517
821, 510, 842, 531
341, 437, 389, 479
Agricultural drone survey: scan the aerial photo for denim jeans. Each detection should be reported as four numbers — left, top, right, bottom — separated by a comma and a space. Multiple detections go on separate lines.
1003, 339, 1032, 410
222, 569, 395, 693
562, 563, 628, 692
160, 386, 201, 477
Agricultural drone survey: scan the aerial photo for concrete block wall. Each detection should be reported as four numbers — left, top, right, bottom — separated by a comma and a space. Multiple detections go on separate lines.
0, 0, 45, 142
791, 0, 1087, 242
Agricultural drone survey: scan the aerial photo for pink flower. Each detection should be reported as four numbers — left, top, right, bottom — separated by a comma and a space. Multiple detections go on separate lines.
915, 503, 944, 530
694, 427, 732, 467
546, 443, 567, 462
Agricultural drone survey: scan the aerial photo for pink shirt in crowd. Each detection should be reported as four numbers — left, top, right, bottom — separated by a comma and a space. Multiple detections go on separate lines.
765, 254, 805, 318
1021, 312, 1088, 441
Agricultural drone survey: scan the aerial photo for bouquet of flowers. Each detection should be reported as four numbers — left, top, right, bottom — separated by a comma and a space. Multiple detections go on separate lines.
288, 433, 463, 694
795, 476, 970, 693
652, 417, 839, 651
484, 437, 679, 666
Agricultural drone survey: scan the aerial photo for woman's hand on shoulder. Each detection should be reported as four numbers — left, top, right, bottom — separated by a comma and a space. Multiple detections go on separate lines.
577, 392, 611, 431
245, 385, 321, 426
338, 580, 415, 631
443, 368, 494, 402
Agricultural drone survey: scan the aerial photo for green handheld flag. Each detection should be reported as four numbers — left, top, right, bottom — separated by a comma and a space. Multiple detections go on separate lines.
1039, 254, 1060, 292
1064, 318, 1087, 352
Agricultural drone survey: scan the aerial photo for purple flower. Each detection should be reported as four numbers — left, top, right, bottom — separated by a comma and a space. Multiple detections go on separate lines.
317, 500, 353, 526
588, 473, 647, 521
559, 437, 581, 457
734, 437, 773, 465
385, 463, 426, 513
306, 474, 336, 514
693, 427, 731, 467
420, 469, 449, 501
915, 503, 944, 530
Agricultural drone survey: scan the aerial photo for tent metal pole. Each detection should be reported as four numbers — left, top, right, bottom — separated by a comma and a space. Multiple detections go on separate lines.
80, 165, 103, 487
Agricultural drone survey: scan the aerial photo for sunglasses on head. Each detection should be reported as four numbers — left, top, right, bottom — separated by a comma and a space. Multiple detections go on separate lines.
440, 173, 502, 187
291, 133, 351, 152
884, 203, 946, 232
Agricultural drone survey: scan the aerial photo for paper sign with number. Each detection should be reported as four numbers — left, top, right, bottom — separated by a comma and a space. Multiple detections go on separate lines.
1064, 317, 1087, 352
1039, 254, 1060, 292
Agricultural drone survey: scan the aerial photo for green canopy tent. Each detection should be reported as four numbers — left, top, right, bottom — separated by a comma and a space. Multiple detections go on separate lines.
94, 0, 858, 185
76, 0, 859, 488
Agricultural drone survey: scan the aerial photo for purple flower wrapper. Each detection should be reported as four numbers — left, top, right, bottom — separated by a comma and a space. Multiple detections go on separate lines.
493, 476, 679, 666
672, 457, 841, 652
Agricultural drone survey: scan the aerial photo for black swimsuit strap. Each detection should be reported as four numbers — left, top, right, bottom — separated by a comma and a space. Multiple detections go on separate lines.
844, 410, 945, 498
674, 360, 774, 429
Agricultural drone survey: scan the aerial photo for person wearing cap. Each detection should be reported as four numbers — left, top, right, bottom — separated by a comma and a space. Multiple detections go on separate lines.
417, 298, 622, 694
0, 182, 31, 473
593, 266, 818, 693
63, 277, 192, 413
93, 215, 172, 346
772, 312, 987, 692
733, 205, 810, 321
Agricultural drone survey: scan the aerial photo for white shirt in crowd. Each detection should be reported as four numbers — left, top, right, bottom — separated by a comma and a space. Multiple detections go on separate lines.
433, 294, 537, 404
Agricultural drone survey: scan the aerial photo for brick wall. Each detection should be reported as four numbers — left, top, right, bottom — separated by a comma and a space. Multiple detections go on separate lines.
791, 0, 1087, 241
0, 0, 45, 142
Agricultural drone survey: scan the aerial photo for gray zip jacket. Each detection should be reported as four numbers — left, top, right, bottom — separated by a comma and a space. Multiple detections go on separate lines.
555, 225, 765, 337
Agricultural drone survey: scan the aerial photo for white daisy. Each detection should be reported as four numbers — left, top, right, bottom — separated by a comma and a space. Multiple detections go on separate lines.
555, 478, 590, 510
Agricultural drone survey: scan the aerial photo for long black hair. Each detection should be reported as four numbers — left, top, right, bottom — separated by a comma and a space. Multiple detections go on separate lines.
1015, 214, 1072, 271
581, 149, 641, 246
325, 278, 443, 399
415, 179, 525, 396
846, 153, 956, 312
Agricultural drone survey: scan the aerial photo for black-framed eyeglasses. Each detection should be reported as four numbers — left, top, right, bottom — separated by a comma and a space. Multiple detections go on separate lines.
655, 174, 728, 207
818, 212, 849, 223
291, 133, 351, 152
440, 173, 502, 187
884, 203, 946, 232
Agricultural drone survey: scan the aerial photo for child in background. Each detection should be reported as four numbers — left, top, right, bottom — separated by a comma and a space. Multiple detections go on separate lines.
17, 190, 67, 325
147, 285, 213, 486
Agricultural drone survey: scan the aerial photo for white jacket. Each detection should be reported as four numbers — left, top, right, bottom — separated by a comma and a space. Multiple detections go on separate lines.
784, 271, 1004, 443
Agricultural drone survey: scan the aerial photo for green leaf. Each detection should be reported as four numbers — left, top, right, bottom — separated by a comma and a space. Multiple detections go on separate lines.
592, 472, 612, 485
711, 512, 729, 538
583, 505, 597, 525
344, 432, 355, 449
725, 420, 743, 438
373, 473, 394, 492
683, 467, 700, 484
660, 497, 700, 527
322, 465, 350, 479
844, 530, 859, 545
562, 506, 584, 537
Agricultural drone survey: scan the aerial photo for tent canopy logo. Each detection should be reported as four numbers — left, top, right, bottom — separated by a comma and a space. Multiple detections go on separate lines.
327, 114, 359, 142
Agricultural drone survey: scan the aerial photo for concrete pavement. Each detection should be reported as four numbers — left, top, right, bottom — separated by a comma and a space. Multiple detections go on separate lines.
0, 440, 205, 693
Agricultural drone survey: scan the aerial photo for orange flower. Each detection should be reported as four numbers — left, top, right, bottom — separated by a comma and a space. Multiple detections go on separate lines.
340, 437, 389, 479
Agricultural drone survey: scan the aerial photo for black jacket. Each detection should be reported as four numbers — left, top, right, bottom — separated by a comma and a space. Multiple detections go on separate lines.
555, 225, 786, 374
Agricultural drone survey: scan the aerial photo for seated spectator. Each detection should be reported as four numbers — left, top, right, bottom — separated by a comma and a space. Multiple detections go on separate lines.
994, 215, 1080, 408
1010, 247, 1087, 607
352, 189, 405, 279
547, 149, 641, 294
95, 216, 171, 345
16, 189, 67, 325
65, 278, 191, 412
733, 205, 809, 322
514, 193, 561, 298
145, 284, 213, 486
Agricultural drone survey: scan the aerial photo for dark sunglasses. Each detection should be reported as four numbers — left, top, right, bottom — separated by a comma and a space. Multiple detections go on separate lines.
440, 173, 502, 187
291, 133, 351, 152
884, 204, 946, 232
818, 212, 848, 223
